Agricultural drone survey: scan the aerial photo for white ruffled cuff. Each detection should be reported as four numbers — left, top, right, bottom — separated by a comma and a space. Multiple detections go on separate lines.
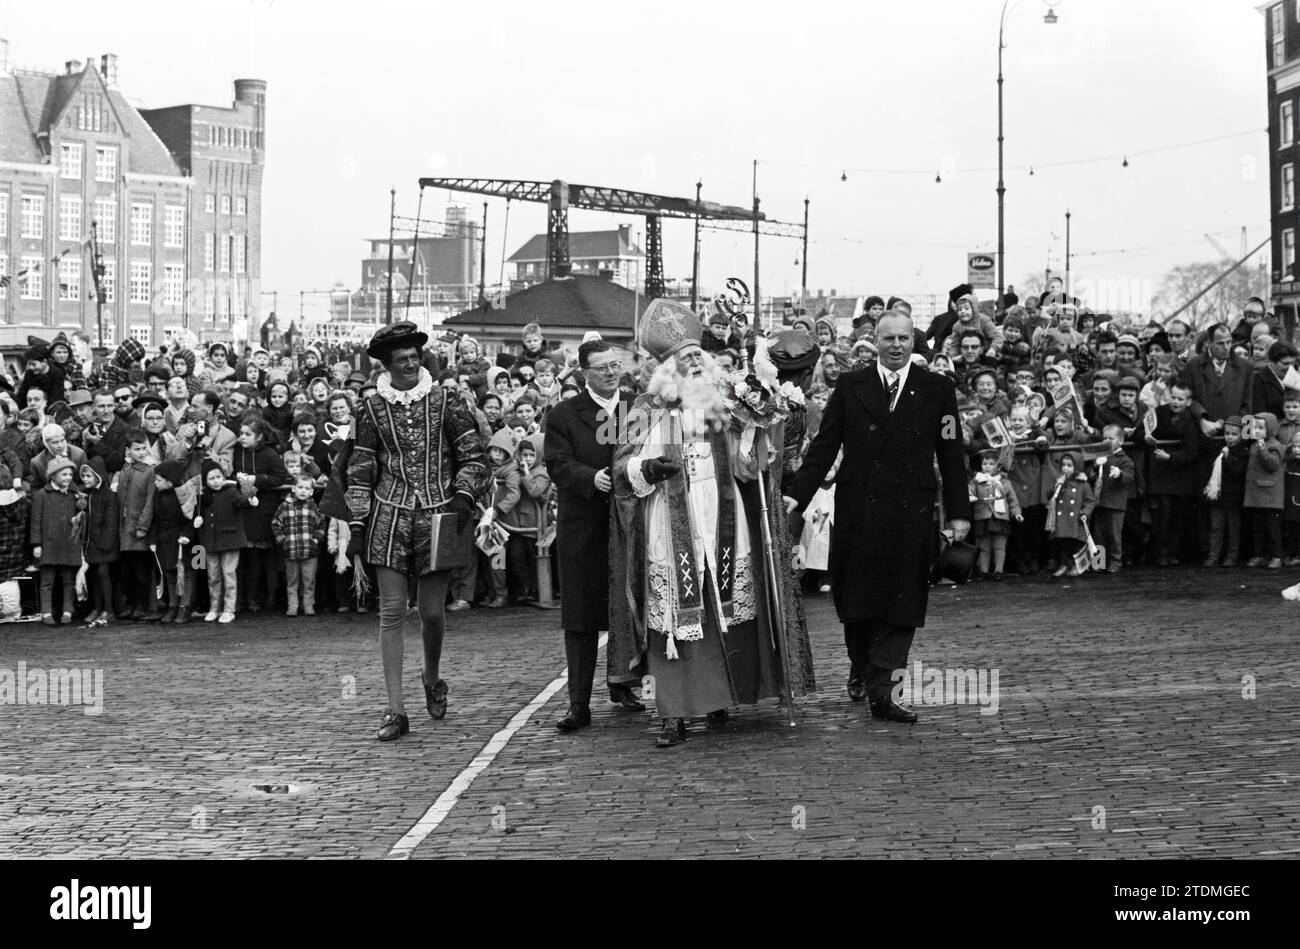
627, 456, 655, 498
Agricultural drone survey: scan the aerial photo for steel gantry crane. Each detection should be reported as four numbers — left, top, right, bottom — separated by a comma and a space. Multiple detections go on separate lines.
415, 177, 807, 306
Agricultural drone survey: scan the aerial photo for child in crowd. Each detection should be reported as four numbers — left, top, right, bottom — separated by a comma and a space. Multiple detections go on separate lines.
273, 474, 327, 616
1205, 416, 1251, 567
969, 448, 1023, 580
233, 417, 292, 613
1278, 391, 1300, 449
1136, 382, 1199, 566
1244, 412, 1285, 569
512, 393, 541, 437
531, 359, 563, 414
117, 429, 158, 620
1045, 451, 1096, 578
482, 429, 521, 609
1006, 407, 1045, 574
501, 435, 551, 602
1090, 424, 1135, 574
80, 458, 119, 626
31, 455, 81, 625
0, 463, 31, 616
151, 459, 195, 624
291, 413, 331, 490
1284, 431, 1300, 566
195, 458, 255, 623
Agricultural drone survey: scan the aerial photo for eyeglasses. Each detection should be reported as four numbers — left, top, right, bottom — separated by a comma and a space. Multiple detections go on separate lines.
115, 394, 133, 403
590, 361, 623, 374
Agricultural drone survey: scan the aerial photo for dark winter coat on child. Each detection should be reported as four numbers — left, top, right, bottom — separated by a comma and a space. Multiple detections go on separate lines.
970, 472, 1022, 534
1284, 455, 1300, 525
232, 444, 293, 545
1134, 404, 1200, 497
199, 483, 252, 553
31, 482, 82, 566
152, 489, 195, 571
80, 457, 120, 564
1209, 442, 1250, 508
1038, 429, 1093, 499
487, 430, 522, 517
272, 495, 327, 561
0, 491, 32, 577
1244, 412, 1285, 510
1046, 472, 1097, 542
1007, 438, 1044, 508
117, 458, 156, 551
1092, 449, 1136, 511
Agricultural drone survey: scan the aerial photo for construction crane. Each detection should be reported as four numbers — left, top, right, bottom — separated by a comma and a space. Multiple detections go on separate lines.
415, 177, 807, 304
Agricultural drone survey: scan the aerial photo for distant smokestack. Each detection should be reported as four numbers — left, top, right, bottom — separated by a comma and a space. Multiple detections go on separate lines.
100, 53, 118, 87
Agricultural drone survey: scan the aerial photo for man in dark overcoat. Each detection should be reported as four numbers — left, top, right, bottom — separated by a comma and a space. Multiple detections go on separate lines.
786, 311, 971, 723
543, 339, 644, 731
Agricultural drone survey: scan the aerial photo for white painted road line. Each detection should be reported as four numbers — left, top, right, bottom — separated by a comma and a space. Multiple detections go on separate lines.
386, 633, 608, 859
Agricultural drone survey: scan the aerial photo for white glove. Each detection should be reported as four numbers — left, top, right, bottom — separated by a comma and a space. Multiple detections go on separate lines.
193, 515, 204, 528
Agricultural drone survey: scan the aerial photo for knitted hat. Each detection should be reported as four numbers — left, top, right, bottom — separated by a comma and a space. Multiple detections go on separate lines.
201, 458, 224, 481
45, 455, 76, 481
25, 343, 49, 363
1115, 375, 1141, 393
155, 460, 188, 485
487, 428, 520, 456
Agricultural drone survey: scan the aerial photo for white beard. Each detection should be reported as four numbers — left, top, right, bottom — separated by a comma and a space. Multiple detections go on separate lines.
645, 355, 727, 438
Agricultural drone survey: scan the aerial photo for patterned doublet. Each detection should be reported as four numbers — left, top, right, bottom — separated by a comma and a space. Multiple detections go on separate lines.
345, 373, 488, 570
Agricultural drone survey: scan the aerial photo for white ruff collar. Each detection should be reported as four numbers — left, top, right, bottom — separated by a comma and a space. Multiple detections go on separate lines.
377, 368, 435, 405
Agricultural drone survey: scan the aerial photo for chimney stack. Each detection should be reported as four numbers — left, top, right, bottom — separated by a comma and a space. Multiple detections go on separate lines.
65, 59, 82, 75
100, 53, 118, 87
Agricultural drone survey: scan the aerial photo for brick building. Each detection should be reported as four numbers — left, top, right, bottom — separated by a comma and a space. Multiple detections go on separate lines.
1264, 1, 1300, 334
507, 225, 643, 290
0, 40, 265, 352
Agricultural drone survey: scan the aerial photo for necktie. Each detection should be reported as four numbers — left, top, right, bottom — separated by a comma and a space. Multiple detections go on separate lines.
886, 371, 900, 411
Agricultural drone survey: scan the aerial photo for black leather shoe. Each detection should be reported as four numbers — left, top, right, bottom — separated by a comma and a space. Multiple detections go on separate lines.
846, 676, 868, 702
377, 709, 410, 741
609, 685, 646, 710
555, 705, 592, 731
655, 718, 687, 748
869, 698, 918, 724
706, 708, 729, 725
422, 672, 448, 720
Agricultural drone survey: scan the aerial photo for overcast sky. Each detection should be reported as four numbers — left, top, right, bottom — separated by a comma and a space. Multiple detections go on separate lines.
0, 0, 1274, 313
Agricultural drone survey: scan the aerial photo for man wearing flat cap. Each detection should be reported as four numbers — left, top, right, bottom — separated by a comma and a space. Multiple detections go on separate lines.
344, 321, 489, 742
786, 308, 971, 724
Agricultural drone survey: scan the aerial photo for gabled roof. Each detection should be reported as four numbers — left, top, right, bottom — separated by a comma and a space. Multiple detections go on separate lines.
0, 65, 181, 177
445, 274, 648, 331
0, 75, 42, 162
508, 229, 644, 263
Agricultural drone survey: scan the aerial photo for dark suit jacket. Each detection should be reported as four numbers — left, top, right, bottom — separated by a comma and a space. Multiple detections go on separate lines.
1251, 367, 1286, 420
1181, 354, 1251, 423
543, 389, 630, 634
88, 415, 130, 473
790, 365, 971, 628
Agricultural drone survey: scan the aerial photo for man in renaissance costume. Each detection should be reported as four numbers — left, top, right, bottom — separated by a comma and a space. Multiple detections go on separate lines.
609, 299, 815, 748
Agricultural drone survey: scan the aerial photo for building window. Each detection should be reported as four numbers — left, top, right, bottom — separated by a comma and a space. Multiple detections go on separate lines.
58, 257, 81, 301
1284, 164, 1295, 210
129, 326, 152, 346
1284, 102, 1295, 149
59, 142, 83, 180
220, 195, 231, 215
1275, 5, 1286, 67
102, 259, 115, 303
99, 321, 115, 346
219, 233, 230, 273
95, 146, 117, 183
204, 233, 215, 271
1286, 228, 1297, 277
130, 203, 152, 245
235, 196, 247, 216
59, 196, 82, 241
0, 193, 6, 239
203, 285, 215, 318
205, 194, 215, 214
233, 234, 246, 274
21, 255, 42, 299
164, 205, 185, 248
21, 195, 44, 239
130, 261, 152, 304
94, 198, 116, 243
208, 125, 217, 146
164, 264, 184, 306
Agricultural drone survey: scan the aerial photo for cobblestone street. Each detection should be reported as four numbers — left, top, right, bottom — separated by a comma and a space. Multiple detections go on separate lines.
1, 567, 1298, 859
